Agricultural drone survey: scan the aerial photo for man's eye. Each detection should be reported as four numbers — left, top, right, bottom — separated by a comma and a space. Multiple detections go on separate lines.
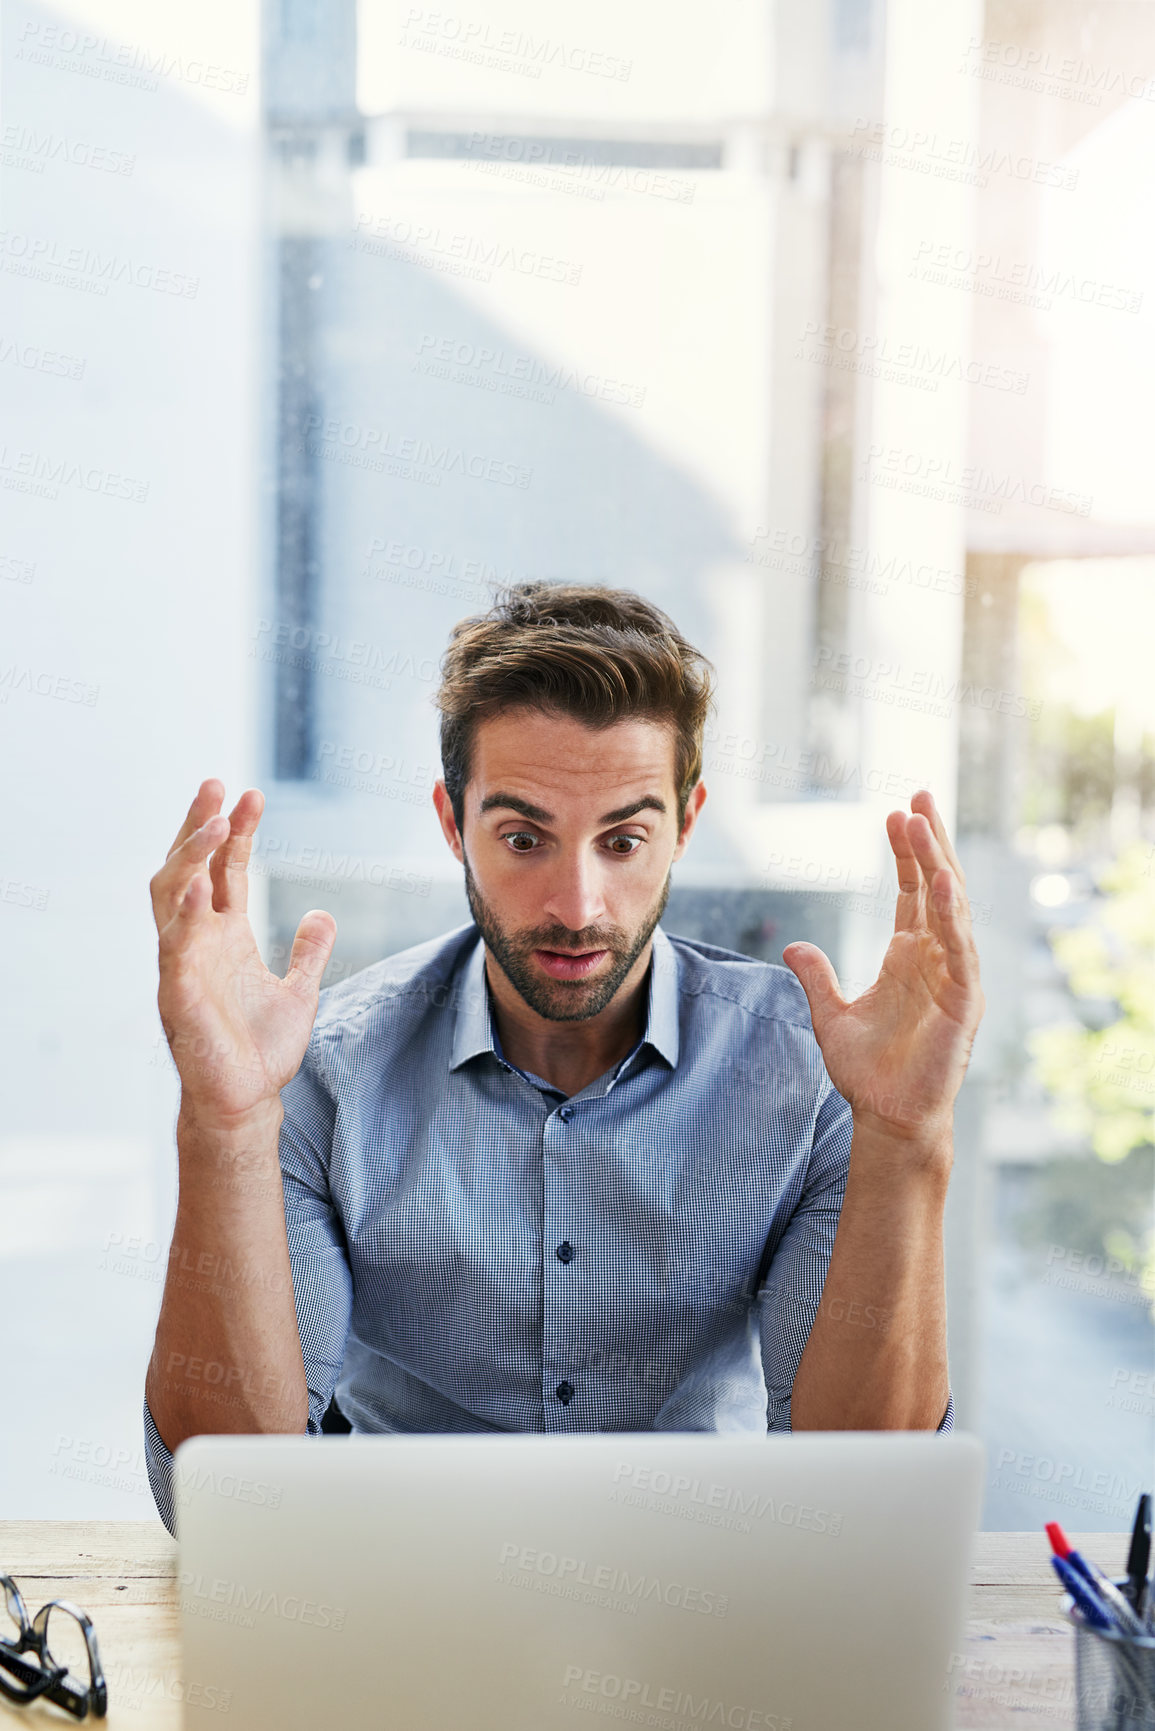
504, 832, 539, 852
606, 835, 642, 855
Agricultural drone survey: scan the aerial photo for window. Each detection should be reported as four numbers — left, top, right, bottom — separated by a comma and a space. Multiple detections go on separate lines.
4, 0, 1152, 1527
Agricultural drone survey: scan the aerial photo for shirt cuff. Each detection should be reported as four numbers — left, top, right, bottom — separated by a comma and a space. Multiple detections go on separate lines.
144, 1399, 177, 1537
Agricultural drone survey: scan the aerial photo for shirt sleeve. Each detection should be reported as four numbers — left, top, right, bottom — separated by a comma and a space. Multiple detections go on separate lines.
757, 1085, 954, 1434
143, 1036, 352, 1535
143, 1397, 177, 1536
277, 1037, 354, 1436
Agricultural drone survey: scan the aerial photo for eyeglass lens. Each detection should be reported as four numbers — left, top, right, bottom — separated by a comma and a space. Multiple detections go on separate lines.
37, 1603, 93, 1682
0, 1576, 106, 1719
0, 1576, 31, 1647
0, 1572, 57, 1706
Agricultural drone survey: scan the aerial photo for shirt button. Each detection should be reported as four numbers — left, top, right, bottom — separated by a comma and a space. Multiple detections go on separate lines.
555, 1381, 575, 1405
556, 1241, 574, 1264
558, 1105, 574, 1121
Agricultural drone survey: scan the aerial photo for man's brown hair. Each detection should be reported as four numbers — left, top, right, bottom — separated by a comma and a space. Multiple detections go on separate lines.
436, 582, 715, 827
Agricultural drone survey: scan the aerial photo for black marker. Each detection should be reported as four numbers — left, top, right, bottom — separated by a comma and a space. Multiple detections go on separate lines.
1124, 1491, 1151, 1613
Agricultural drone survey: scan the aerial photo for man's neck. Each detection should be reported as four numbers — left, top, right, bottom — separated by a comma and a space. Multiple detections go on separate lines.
485, 945, 653, 1097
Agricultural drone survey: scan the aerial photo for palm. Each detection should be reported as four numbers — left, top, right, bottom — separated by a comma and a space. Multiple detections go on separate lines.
784, 795, 984, 1141
151, 782, 336, 1121
159, 912, 320, 1110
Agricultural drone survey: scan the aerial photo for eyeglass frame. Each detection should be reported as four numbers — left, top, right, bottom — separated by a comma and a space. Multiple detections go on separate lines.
0, 1571, 107, 1720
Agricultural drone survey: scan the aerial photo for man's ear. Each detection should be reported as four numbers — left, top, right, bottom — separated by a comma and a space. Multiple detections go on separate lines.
432, 780, 465, 863
672, 781, 707, 861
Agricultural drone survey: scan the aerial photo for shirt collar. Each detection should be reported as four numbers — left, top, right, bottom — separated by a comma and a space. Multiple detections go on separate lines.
449, 934, 495, 1070
449, 924, 680, 1073
642, 925, 680, 1068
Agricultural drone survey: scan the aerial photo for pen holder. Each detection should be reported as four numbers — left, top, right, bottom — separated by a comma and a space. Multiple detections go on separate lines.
1066, 1588, 1155, 1731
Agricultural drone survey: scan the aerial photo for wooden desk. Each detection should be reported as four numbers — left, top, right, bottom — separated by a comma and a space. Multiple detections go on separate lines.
0, 1523, 1128, 1728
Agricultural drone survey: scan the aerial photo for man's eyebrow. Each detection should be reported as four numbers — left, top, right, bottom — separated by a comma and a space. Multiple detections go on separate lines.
599, 796, 667, 824
479, 792, 554, 823
477, 793, 668, 825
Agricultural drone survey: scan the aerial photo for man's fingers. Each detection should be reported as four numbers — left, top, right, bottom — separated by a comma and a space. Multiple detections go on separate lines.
283, 911, 338, 1000
150, 814, 228, 931
909, 820, 979, 986
886, 810, 925, 926
782, 941, 847, 1036
155, 779, 227, 928
910, 789, 967, 886
907, 812, 954, 905
891, 810, 980, 995
929, 867, 981, 988
166, 779, 225, 861
890, 810, 967, 951
208, 788, 265, 913
157, 866, 213, 958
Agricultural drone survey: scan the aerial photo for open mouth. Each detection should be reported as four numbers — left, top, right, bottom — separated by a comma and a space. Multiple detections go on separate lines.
533, 948, 610, 981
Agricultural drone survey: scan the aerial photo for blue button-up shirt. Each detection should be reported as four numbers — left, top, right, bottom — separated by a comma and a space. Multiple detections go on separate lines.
145, 922, 952, 1530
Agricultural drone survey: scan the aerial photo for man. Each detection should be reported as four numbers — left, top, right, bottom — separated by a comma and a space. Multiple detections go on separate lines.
145, 584, 982, 1532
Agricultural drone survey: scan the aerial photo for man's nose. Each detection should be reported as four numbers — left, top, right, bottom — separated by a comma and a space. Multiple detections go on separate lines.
541, 852, 608, 934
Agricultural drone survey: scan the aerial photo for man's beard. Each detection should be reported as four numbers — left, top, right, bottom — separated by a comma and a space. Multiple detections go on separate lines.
463, 854, 670, 1023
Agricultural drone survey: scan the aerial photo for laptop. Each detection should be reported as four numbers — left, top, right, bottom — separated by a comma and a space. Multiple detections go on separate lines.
174, 1431, 984, 1730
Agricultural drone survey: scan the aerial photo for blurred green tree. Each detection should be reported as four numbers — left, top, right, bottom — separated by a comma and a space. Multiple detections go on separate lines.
1031, 841, 1155, 1307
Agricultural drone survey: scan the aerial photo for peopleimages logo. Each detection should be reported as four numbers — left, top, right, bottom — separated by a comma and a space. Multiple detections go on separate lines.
847, 118, 1078, 191
300, 411, 532, 489
179, 1573, 343, 1629
414, 332, 647, 407
0, 445, 148, 503
173, 1463, 282, 1510
101, 1662, 231, 1716
958, 35, 1155, 108
0, 335, 86, 380
496, 1541, 729, 1618
794, 319, 1029, 395
0, 124, 135, 177
558, 1664, 792, 1730
351, 210, 583, 288
15, 20, 249, 95
745, 526, 975, 597
0, 230, 199, 299
610, 1462, 842, 1537
861, 444, 1093, 518
399, 8, 633, 82
909, 240, 1143, 315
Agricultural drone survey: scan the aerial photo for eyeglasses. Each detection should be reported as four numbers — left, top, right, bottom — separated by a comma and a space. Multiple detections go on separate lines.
0, 1571, 107, 1720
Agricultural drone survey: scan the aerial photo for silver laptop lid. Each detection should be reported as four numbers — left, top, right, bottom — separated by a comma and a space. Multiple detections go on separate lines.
175, 1431, 984, 1731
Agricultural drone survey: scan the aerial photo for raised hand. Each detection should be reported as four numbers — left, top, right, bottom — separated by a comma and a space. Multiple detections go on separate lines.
149, 779, 336, 1124
782, 790, 984, 1154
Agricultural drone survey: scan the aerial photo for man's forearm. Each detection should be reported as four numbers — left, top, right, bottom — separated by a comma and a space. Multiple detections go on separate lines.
789, 1121, 951, 1431
145, 1101, 309, 1452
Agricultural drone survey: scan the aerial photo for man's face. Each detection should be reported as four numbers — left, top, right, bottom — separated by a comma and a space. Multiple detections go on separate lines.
433, 708, 705, 1022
